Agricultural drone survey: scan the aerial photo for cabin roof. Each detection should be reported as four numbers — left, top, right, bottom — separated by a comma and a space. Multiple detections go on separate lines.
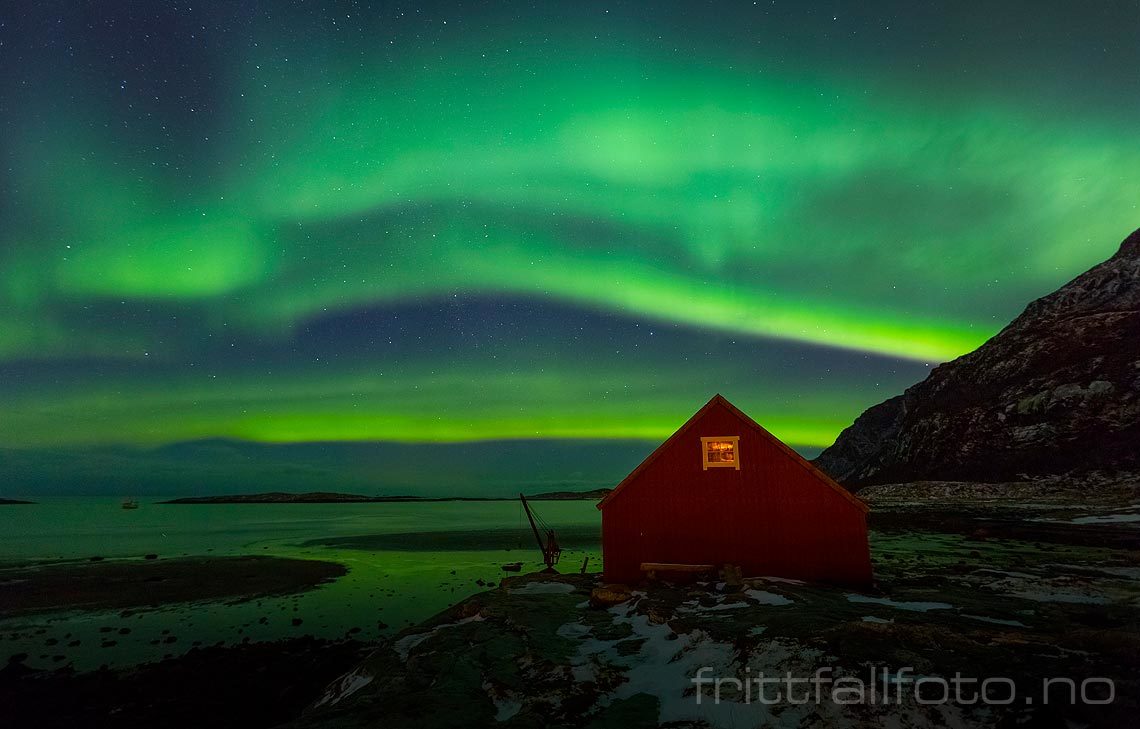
596, 393, 868, 513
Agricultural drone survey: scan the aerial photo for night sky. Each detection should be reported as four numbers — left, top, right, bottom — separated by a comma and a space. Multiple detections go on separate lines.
1, 1, 1138, 455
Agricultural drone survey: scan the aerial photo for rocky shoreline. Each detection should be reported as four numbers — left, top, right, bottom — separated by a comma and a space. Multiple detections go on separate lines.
287, 496, 1140, 729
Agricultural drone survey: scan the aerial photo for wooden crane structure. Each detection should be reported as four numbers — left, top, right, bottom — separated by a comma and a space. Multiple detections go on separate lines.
519, 493, 562, 571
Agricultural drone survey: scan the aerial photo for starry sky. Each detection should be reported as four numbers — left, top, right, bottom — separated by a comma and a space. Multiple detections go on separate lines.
1, 1, 1138, 456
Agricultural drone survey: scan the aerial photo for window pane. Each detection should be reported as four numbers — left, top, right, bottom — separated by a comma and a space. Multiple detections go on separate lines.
706, 441, 735, 463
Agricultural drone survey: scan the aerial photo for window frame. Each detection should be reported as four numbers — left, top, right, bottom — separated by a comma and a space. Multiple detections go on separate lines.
700, 435, 741, 470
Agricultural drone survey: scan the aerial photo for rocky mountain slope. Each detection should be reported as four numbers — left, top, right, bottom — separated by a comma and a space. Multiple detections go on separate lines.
815, 228, 1140, 488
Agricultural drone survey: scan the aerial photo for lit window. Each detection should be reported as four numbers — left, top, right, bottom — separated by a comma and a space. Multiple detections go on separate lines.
701, 436, 740, 470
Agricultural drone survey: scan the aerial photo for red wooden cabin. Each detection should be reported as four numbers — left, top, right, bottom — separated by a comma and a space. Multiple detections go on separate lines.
597, 394, 872, 587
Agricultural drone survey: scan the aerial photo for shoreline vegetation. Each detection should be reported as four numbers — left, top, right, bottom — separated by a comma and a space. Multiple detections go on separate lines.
159, 488, 612, 504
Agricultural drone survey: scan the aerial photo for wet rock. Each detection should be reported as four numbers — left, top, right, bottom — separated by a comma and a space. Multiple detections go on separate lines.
719, 563, 744, 590
646, 607, 672, 625
455, 600, 485, 619
589, 584, 632, 608
1088, 380, 1115, 396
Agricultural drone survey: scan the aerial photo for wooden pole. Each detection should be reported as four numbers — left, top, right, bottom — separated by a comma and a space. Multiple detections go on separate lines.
519, 493, 545, 554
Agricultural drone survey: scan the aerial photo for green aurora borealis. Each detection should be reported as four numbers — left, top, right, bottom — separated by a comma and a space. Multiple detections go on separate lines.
1, 1, 1138, 460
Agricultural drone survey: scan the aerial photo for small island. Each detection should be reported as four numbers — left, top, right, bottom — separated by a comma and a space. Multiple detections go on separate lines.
160, 488, 611, 504
0, 498, 35, 505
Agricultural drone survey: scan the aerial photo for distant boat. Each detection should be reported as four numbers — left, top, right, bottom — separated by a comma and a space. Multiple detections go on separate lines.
121, 499, 140, 510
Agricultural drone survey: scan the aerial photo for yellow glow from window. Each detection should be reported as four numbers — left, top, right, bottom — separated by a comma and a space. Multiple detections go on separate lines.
701, 436, 740, 470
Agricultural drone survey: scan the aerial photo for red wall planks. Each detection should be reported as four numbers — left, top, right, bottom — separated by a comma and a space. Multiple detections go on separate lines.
598, 396, 873, 587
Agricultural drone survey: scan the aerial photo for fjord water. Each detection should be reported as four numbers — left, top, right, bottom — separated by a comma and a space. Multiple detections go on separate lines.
0, 498, 602, 669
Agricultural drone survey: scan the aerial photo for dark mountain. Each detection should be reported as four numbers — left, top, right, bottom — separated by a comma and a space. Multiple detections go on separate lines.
815, 228, 1140, 489
0, 439, 651, 498
159, 487, 611, 503
528, 488, 612, 500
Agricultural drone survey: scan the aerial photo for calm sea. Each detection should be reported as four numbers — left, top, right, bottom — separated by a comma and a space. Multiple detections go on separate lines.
0, 498, 602, 670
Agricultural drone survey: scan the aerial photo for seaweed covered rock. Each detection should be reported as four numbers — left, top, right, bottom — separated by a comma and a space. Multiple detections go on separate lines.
589, 584, 633, 608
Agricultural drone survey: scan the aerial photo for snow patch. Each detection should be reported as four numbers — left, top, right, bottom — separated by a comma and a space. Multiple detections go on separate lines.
974, 568, 1037, 579
963, 614, 1027, 627
1010, 591, 1108, 605
751, 575, 806, 585
481, 680, 522, 722
1070, 513, 1140, 524
845, 594, 953, 612
494, 698, 522, 722
745, 589, 793, 606
392, 614, 485, 659
314, 669, 374, 707
564, 612, 749, 726
699, 600, 750, 612
676, 589, 791, 615
509, 581, 576, 595
556, 621, 593, 639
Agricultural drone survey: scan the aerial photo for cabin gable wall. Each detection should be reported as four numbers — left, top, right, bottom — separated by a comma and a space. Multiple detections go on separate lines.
600, 402, 872, 586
